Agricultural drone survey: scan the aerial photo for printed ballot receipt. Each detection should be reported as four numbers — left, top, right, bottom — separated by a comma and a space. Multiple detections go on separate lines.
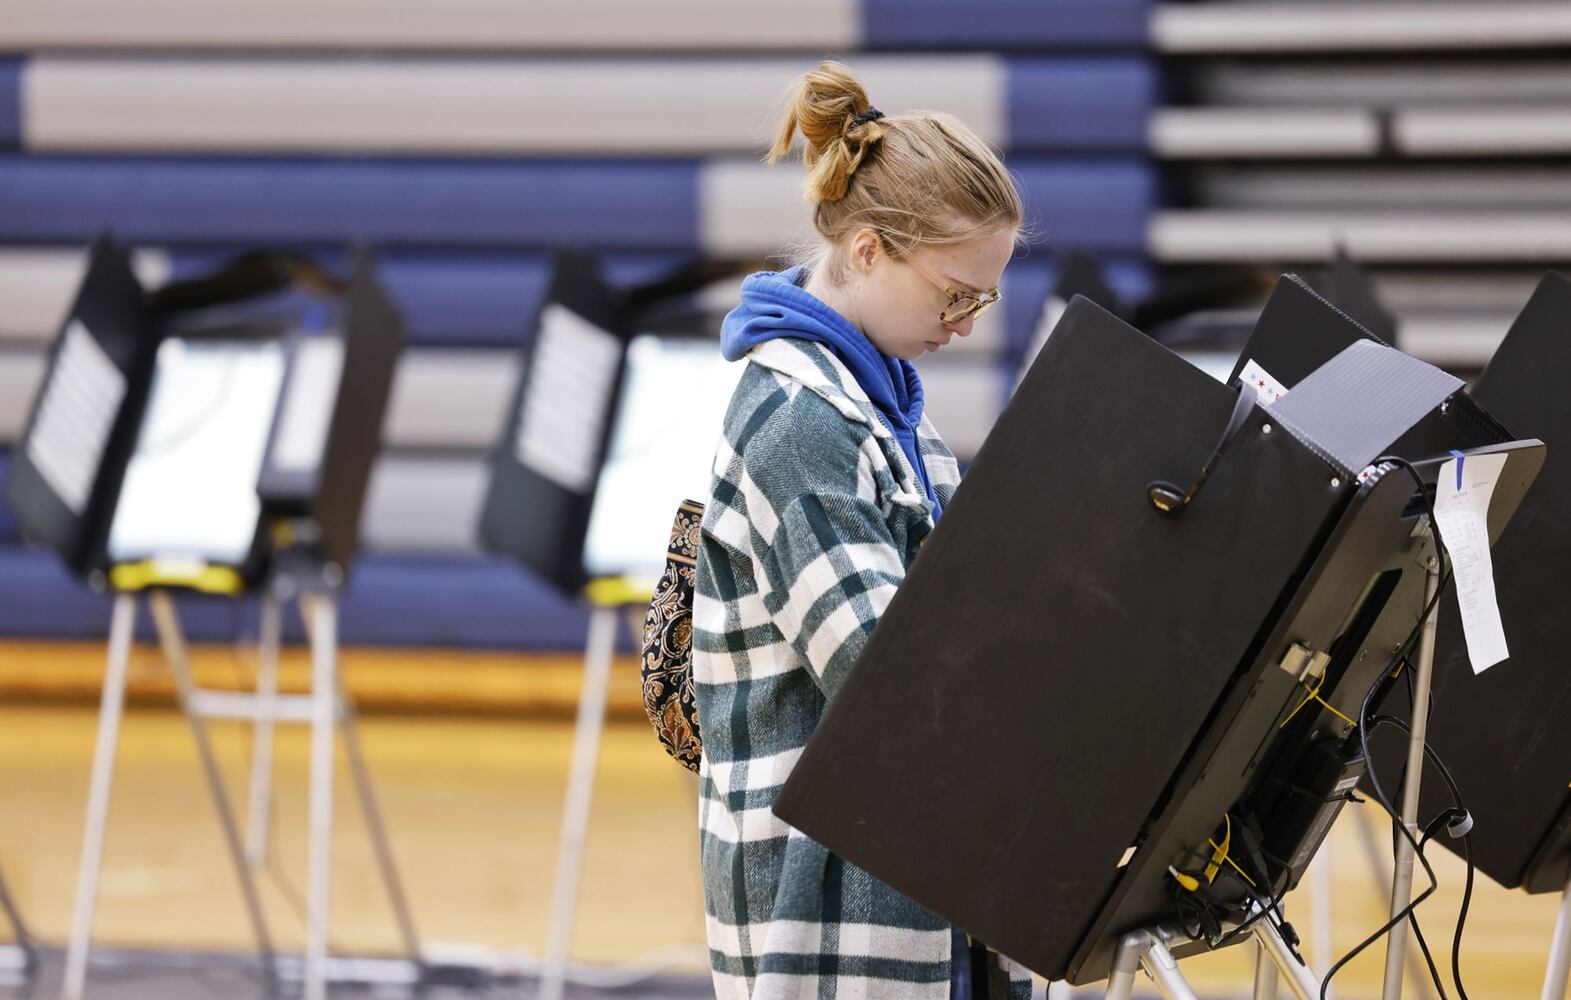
1434, 451, 1510, 673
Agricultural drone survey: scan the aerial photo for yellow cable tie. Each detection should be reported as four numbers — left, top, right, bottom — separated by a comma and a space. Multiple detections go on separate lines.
1202, 814, 1230, 884
1279, 676, 1357, 730
1205, 838, 1259, 888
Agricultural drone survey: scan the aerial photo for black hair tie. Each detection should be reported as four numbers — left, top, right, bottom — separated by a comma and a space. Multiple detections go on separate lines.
850, 108, 885, 128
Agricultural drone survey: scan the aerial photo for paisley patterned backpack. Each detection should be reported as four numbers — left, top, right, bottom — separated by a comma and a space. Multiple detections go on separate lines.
639, 500, 705, 772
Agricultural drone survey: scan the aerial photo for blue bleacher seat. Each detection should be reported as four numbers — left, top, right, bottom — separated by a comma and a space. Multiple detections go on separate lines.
1010, 59, 1154, 151
0, 156, 1154, 254
0, 156, 704, 249
864, 0, 1149, 50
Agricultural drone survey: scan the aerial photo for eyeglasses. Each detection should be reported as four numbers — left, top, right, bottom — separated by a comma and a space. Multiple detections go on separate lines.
899, 250, 1002, 325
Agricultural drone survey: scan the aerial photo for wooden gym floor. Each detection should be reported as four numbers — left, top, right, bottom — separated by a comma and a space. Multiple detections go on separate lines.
0, 640, 1564, 998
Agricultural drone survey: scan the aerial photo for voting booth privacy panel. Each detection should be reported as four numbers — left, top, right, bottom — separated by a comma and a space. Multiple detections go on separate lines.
1404, 271, 1571, 896
773, 277, 1542, 984
5, 234, 404, 594
1236, 268, 1571, 898
479, 253, 738, 597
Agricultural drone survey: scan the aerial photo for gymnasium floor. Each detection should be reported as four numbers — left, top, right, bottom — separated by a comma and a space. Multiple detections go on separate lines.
0, 641, 1564, 999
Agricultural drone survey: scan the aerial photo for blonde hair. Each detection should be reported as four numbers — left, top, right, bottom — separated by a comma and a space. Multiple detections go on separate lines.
768, 60, 1024, 281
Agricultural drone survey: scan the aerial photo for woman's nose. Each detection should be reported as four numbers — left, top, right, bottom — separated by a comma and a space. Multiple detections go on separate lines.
945, 315, 975, 337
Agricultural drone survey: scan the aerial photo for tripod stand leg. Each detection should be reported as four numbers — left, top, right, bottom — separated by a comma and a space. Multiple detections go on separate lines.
62, 593, 137, 1000
1254, 940, 1280, 1000
1382, 564, 1441, 1000
1542, 872, 1571, 1000
334, 672, 422, 969
1138, 931, 1201, 1000
536, 605, 619, 1000
1248, 904, 1324, 1000
303, 592, 339, 1000
149, 591, 278, 985
245, 594, 282, 867
1309, 838, 1334, 1000
1100, 928, 1203, 1000
1102, 931, 1145, 1000
1350, 804, 1435, 999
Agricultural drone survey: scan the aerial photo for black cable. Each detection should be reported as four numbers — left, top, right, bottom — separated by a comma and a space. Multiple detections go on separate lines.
1332, 455, 1475, 1000
1212, 866, 1290, 952
1168, 824, 1287, 951
1319, 456, 1454, 1000
1370, 713, 1477, 1000
1454, 833, 1476, 1000
1380, 741, 1451, 1000
1406, 819, 1459, 1000
1318, 665, 1445, 999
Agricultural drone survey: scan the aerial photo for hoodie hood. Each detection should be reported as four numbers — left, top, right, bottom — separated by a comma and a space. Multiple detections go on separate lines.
720, 267, 940, 518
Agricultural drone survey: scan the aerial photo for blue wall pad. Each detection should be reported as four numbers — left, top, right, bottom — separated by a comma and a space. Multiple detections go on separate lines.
337, 556, 592, 649
0, 157, 1152, 254
0, 548, 617, 650
865, 0, 1149, 49
0, 60, 19, 149
1014, 161, 1154, 254
1009, 60, 1153, 151
0, 157, 702, 249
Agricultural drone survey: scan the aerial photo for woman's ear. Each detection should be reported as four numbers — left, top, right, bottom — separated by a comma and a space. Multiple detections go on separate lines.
849, 228, 882, 275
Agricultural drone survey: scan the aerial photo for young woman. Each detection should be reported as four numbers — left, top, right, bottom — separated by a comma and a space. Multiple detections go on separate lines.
693, 62, 1029, 999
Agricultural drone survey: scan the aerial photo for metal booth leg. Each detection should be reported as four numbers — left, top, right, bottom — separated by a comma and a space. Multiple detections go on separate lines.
62, 594, 138, 1000
1350, 804, 1436, 998
0, 864, 35, 974
1101, 928, 1202, 1000
1102, 931, 1144, 1000
1382, 565, 1442, 1000
303, 592, 340, 1000
334, 672, 422, 968
1542, 871, 1571, 1000
1247, 905, 1323, 1000
536, 605, 620, 1000
1308, 838, 1335, 1000
1254, 940, 1280, 1000
246, 594, 282, 867
149, 591, 278, 984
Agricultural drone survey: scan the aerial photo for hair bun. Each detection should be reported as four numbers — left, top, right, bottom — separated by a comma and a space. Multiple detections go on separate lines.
768, 61, 886, 204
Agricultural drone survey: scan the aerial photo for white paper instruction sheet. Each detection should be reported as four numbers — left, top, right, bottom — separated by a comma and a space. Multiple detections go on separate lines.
1433, 451, 1510, 673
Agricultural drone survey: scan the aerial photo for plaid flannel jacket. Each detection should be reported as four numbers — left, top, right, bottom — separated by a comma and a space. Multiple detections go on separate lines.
693, 338, 1033, 1000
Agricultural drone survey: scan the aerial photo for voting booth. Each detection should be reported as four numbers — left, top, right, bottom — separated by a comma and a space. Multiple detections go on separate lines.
1313, 271, 1571, 997
479, 252, 744, 1000
773, 277, 1542, 996
8, 235, 418, 1000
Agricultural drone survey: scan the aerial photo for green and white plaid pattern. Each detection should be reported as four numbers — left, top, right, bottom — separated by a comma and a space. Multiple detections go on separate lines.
693, 339, 1032, 1000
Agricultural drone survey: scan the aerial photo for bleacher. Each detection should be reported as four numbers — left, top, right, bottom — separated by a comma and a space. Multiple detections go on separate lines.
0, 1, 1159, 646
1150, 1, 1571, 369
1, 0, 1565, 646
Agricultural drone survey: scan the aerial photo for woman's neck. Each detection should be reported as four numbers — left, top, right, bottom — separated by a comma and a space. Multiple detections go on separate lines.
802, 267, 863, 334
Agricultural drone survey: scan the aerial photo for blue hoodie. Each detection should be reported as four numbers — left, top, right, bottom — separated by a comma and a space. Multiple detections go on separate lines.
720, 267, 941, 520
